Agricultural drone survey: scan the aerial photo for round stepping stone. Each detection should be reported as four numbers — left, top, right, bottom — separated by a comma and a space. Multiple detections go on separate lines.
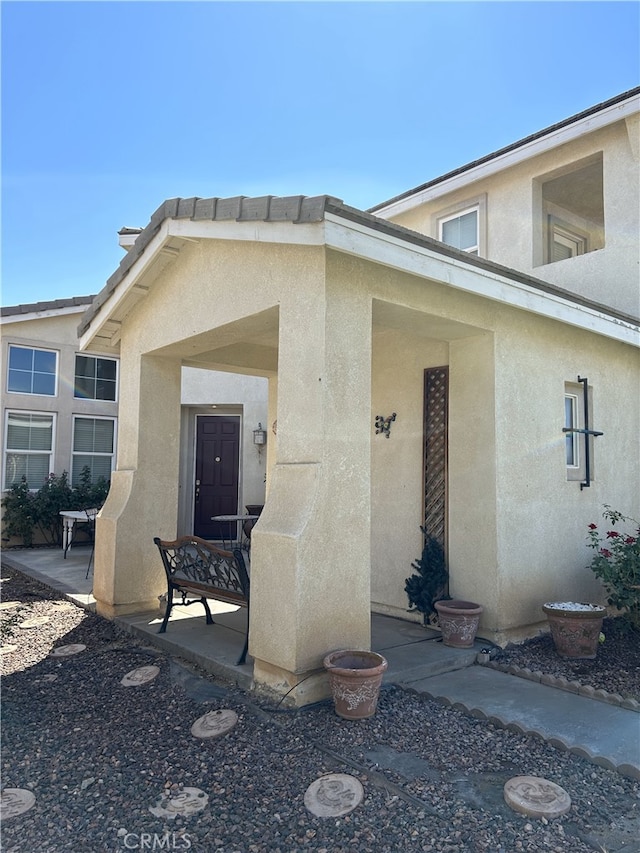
19, 615, 50, 629
49, 601, 73, 611
49, 644, 86, 657
121, 665, 160, 687
190, 708, 238, 739
0, 601, 20, 610
0, 644, 18, 655
504, 776, 572, 818
0, 788, 36, 819
149, 787, 208, 819
304, 773, 364, 817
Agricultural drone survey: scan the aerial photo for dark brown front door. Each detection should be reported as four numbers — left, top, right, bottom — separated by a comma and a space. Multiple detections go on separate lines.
194, 415, 240, 540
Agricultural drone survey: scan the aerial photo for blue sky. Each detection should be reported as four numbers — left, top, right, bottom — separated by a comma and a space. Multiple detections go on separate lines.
2, 1, 639, 307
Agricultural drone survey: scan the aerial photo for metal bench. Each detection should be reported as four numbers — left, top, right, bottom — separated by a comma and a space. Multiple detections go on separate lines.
153, 535, 250, 665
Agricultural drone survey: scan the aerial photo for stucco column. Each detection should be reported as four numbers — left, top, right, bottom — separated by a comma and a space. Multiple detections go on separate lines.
93, 353, 182, 618
250, 273, 372, 705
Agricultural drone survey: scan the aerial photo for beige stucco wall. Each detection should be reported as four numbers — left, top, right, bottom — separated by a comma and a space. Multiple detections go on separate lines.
370, 324, 448, 620
490, 309, 640, 642
388, 119, 640, 318
357, 252, 639, 645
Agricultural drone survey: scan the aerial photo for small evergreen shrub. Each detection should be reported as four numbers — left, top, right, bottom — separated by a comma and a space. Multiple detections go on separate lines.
405, 529, 450, 625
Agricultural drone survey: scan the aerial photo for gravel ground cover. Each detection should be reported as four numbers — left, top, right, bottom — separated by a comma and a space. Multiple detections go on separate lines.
493, 618, 640, 701
1, 565, 639, 853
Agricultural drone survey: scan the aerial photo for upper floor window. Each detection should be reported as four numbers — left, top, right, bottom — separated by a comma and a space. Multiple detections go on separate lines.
71, 416, 115, 486
7, 345, 57, 396
74, 355, 118, 401
537, 154, 604, 267
4, 411, 54, 489
439, 206, 479, 254
433, 194, 487, 257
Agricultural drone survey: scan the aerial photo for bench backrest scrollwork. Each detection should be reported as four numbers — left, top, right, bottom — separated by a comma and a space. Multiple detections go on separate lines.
153, 535, 250, 605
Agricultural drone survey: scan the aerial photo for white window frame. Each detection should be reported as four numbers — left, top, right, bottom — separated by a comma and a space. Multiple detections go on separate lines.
549, 217, 587, 264
439, 206, 479, 254
73, 353, 119, 402
432, 194, 487, 257
564, 393, 579, 468
3, 410, 56, 491
6, 344, 58, 397
71, 415, 117, 487
564, 381, 594, 483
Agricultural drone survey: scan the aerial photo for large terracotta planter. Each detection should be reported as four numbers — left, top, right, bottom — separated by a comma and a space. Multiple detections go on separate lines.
434, 599, 483, 648
542, 602, 606, 660
323, 650, 388, 720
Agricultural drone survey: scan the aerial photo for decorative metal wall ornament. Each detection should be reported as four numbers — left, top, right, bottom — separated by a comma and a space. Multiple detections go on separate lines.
375, 412, 396, 438
562, 375, 603, 489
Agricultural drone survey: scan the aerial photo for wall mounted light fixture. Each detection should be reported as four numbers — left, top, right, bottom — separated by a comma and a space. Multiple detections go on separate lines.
253, 423, 267, 445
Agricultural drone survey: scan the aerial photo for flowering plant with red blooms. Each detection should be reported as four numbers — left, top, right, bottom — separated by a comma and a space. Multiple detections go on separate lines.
587, 505, 640, 629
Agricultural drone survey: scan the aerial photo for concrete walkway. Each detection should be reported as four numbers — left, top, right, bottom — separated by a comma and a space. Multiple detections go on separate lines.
2, 545, 639, 780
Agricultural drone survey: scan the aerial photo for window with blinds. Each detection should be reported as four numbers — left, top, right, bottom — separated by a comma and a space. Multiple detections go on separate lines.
550, 219, 587, 263
72, 417, 115, 486
4, 411, 54, 488
439, 207, 479, 254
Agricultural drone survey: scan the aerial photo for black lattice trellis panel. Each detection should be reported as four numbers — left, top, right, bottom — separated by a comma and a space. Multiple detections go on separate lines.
423, 367, 448, 552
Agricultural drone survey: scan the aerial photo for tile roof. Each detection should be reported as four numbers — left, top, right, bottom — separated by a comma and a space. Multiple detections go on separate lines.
78, 193, 639, 343
1, 295, 95, 318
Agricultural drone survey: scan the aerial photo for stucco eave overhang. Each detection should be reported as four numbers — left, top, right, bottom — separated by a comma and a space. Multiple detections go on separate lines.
322, 211, 640, 348
78, 194, 639, 355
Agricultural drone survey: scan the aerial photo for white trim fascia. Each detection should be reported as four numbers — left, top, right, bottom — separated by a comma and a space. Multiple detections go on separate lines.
1, 304, 89, 325
167, 217, 325, 246
323, 213, 640, 348
375, 95, 640, 218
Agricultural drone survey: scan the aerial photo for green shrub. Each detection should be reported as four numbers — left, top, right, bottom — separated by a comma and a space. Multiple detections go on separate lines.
1, 478, 37, 547
587, 505, 640, 630
405, 529, 450, 625
1, 468, 110, 547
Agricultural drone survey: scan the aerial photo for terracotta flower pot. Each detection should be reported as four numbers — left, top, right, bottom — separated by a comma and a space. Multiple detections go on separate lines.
542, 602, 606, 660
434, 599, 483, 648
323, 650, 388, 720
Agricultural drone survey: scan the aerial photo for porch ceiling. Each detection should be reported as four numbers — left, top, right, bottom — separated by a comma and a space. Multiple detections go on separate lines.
373, 299, 484, 341
148, 306, 279, 376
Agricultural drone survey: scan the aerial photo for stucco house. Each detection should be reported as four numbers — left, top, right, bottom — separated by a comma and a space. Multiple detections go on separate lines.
1, 298, 268, 542
20, 88, 640, 704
